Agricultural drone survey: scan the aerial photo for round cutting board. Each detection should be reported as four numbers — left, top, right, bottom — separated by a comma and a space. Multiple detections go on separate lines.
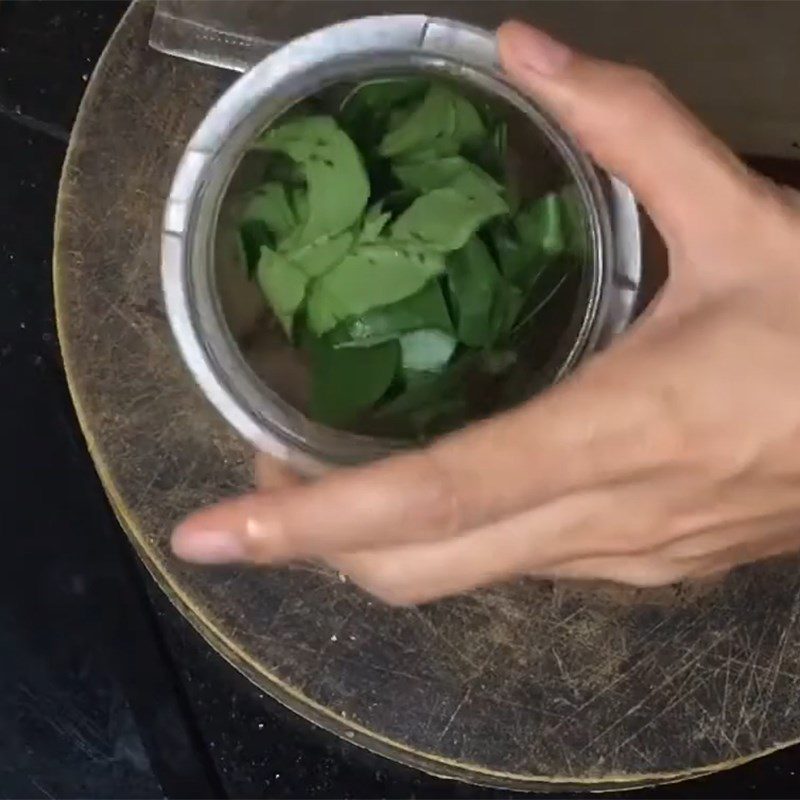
54, 1, 800, 790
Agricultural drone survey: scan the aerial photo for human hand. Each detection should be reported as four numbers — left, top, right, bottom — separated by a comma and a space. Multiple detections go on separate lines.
172, 22, 800, 604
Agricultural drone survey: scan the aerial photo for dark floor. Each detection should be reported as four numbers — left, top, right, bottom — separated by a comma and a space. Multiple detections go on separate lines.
2, 1, 800, 797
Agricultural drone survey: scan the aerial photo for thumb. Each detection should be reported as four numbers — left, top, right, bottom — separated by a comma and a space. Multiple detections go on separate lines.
497, 21, 754, 245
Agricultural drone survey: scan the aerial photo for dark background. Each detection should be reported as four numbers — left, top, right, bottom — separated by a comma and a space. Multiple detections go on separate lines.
2, 2, 799, 797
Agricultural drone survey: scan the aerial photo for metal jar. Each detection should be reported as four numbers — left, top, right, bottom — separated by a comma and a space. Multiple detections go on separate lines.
161, 15, 642, 476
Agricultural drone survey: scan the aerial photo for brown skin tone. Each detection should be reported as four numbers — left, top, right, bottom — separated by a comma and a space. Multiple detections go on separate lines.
172, 22, 800, 605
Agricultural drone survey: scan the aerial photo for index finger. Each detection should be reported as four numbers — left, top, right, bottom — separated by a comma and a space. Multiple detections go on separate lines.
497, 22, 758, 251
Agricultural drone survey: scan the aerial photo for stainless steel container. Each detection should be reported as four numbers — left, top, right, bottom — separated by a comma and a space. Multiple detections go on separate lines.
161, 15, 641, 476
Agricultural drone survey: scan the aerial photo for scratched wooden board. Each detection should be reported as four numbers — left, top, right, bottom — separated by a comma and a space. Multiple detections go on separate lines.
54, 1, 800, 791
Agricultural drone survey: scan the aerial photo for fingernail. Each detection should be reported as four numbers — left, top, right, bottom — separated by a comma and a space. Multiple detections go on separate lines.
171, 526, 248, 564
502, 22, 572, 76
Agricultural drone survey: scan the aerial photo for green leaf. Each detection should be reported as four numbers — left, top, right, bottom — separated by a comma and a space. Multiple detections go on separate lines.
288, 229, 354, 278
393, 157, 467, 192
489, 279, 525, 341
393, 156, 500, 194
449, 92, 486, 149
380, 83, 487, 162
461, 116, 509, 187
240, 79, 583, 431
400, 329, 457, 372
341, 78, 427, 118
337, 281, 453, 348
489, 217, 538, 287
447, 236, 501, 347
516, 193, 565, 258
387, 105, 414, 132
261, 151, 304, 186
447, 236, 525, 347
309, 337, 400, 426
377, 369, 445, 417
392, 173, 508, 253
359, 203, 392, 243
256, 247, 308, 336
239, 219, 274, 277
306, 243, 445, 335
488, 194, 569, 292
339, 78, 428, 147
242, 182, 296, 242
256, 116, 369, 247
559, 185, 588, 260
289, 186, 309, 226
379, 84, 456, 159
305, 289, 340, 336
375, 355, 474, 436
449, 168, 507, 207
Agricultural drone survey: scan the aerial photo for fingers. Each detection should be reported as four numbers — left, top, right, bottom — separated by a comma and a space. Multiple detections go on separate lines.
328, 487, 641, 604
170, 454, 302, 564
172, 449, 462, 564
172, 341, 682, 567
334, 549, 685, 605
329, 523, 538, 606
254, 452, 303, 489
172, 330, 684, 567
545, 556, 683, 588
331, 510, 800, 605
496, 21, 756, 248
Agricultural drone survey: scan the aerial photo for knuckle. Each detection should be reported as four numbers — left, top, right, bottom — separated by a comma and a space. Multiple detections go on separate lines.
419, 449, 464, 535
637, 383, 696, 466
634, 68, 672, 106
612, 64, 668, 109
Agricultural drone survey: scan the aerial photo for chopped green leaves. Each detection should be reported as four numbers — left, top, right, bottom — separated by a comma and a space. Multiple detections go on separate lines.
446, 236, 525, 348
242, 182, 296, 242
289, 229, 354, 278
309, 337, 400, 426
359, 203, 392, 243
338, 282, 453, 348
239, 219, 273, 277
447, 236, 502, 347
256, 115, 369, 248
237, 78, 586, 434
343, 78, 427, 115
489, 217, 531, 286
256, 247, 307, 336
516, 194, 565, 258
306, 243, 445, 335
393, 156, 500, 194
392, 178, 508, 252
379, 84, 456, 159
400, 329, 457, 372
339, 78, 427, 147
450, 92, 486, 149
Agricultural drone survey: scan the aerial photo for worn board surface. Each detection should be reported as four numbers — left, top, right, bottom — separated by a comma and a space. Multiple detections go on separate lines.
55, 1, 800, 790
